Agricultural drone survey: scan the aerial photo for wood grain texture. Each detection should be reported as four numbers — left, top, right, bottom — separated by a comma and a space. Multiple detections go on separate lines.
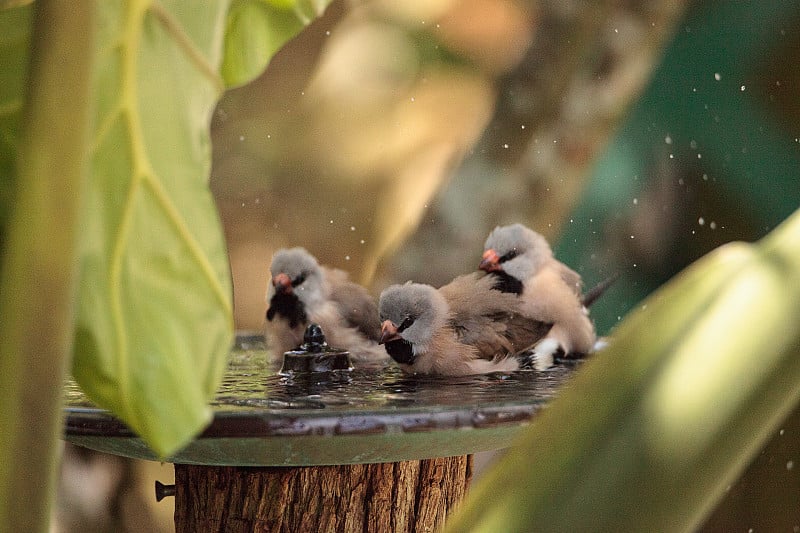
174, 455, 472, 532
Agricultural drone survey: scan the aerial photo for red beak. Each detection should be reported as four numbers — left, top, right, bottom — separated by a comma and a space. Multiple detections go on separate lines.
479, 249, 502, 272
272, 272, 293, 294
379, 320, 401, 344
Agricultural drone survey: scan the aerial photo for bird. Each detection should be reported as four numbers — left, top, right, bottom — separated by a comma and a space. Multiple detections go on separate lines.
479, 223, 597, 370
264, 247, 387, 362
377, 273, 551, 376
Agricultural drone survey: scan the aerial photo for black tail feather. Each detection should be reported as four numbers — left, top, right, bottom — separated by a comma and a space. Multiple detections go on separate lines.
581, 273, 620, 308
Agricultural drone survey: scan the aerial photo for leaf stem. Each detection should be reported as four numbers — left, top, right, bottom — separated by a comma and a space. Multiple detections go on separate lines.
0, 1, 93, 531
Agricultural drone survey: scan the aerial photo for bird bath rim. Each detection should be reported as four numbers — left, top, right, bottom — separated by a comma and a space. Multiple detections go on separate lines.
62, 333, 577, 466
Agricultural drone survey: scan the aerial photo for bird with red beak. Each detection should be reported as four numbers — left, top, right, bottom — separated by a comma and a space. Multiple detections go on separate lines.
265, 247, 387, 363
377, 274, 551, 376
479, 223, 597, 369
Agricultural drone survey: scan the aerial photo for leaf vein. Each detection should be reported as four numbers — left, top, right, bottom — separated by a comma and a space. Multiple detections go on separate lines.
141, 172, 232, 315
149, 1, 224, 94
109, 0, 152, 428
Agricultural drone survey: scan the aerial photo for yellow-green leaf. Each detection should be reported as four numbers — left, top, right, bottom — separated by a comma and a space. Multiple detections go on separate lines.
72, 0, 234, 458
221, 0, 331, 88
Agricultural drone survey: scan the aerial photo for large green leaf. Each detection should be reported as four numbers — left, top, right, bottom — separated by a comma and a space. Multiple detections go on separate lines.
446, 208, 800, 532
221, 0, 332, 87
70, 1, 235, 457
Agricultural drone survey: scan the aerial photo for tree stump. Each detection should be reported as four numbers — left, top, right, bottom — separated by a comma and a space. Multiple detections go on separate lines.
174, 455, 473, 532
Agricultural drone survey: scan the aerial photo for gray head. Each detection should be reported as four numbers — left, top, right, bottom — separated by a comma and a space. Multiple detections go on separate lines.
480, 223, 552, 281
268, 247, 326, 308
378, 282, 449, 354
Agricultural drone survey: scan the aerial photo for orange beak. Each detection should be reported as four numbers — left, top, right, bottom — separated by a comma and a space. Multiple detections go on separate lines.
272, 272, 293, 294
379, 320, 401, 344
479, 249, 502, 272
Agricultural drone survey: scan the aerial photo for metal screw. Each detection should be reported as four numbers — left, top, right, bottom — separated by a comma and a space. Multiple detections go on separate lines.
155, 480, 176, 501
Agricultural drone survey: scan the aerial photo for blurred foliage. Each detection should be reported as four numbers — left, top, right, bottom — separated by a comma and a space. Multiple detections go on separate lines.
560, 0, 800, 335
211, 0, 687, 329
0, 5, 92, 532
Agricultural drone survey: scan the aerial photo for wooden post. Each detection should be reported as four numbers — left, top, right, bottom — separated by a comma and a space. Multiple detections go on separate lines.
174, 455, 473, 532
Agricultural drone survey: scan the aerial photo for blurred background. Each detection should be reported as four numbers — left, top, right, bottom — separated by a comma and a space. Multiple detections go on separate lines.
56, 0, 800, 531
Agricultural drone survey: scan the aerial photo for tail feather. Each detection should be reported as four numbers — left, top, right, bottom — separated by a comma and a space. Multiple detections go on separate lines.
581, 273, 620, 308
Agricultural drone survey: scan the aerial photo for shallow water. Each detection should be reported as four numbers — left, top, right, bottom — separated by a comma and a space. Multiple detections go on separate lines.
64, 335, 577, 416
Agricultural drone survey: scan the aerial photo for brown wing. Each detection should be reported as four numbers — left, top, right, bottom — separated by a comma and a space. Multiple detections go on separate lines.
501, 312, 552, 353
556, 261, 583, 297
325, 268, 381, 342
440, 273, 550, 360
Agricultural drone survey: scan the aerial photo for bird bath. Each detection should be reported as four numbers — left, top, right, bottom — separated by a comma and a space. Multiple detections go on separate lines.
63, 333, 578, 531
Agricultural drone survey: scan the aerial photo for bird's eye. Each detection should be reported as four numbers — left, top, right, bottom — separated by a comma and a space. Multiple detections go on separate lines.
499, 249, 518, 263
398, 315, 415, 332
292, 273, 306, 286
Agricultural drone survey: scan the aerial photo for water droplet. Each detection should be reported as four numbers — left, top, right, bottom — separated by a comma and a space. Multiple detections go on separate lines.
521, 124, 526, 129
410, 97, 415, 102
503, 143, 509, 149
359, 239, 365, 244
714, 72, 721, 81
665, 135, 672, 145
710, 221, 717, 230
633, 198, 638, 205
325, 30, 330, 36
630, 235, 635, 239
239, 135, 245, 141
788, 460, 795, 471
781, 429, 786, 436
698, 217, 705, 226
740, 85, 746, 91
350, 226, 356, 231
345, 255, 351, 261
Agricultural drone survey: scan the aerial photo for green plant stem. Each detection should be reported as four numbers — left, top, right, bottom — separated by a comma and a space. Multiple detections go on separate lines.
0, 1, 92, 531
446, 209, 800, 533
